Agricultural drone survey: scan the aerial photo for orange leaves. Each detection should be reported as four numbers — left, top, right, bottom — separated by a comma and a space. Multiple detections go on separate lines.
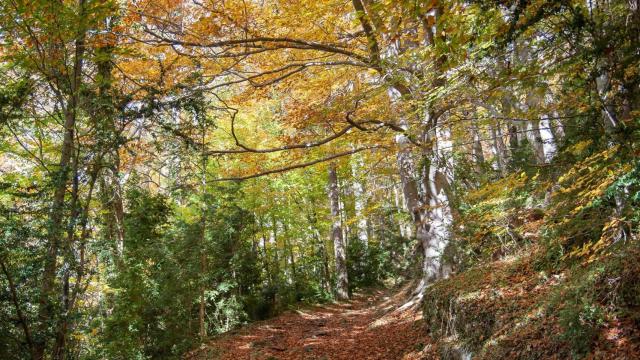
191, 286, 432, 360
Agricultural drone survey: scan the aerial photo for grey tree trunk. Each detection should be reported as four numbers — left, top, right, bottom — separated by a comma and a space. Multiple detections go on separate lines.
596, 72, 620, 133
490, 123, 508, 175
417, 6, 453, 289
351, 155, 369, 247
420, 125, 454, 285
328, 163, 349, 300
352, 0, 453, 297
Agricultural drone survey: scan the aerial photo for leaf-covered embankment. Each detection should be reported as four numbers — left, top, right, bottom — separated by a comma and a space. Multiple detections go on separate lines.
422, 146, 640, 359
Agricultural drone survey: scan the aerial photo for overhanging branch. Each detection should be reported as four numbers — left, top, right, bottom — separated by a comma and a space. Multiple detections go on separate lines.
212, 146, 382, 181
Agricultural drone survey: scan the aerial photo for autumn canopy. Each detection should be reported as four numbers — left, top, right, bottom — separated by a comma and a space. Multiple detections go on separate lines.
0, 0, 639, 359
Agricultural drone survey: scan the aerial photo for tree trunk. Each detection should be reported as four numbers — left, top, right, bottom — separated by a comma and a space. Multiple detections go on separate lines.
351, 155, 369, 247
490, 123, 508, 175
418, 6, 453, 288
282, 221, 297, 285
422, 127, 454, 283
270, 215, 281, 280
257, 216, 272, 285
328, 163, 349, 300
35, 2, 86, 356
199, 213, 207, 340
523, 89, 548, 164
471, 122, 485, 167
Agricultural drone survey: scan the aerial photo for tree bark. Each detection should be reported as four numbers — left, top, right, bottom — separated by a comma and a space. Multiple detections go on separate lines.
35, 2, 86, 357
421, 127, 454, 284
490, 122, 508, 175
471, 122, 485, 167
328, 163, 349, 300
351, 154, 369, 247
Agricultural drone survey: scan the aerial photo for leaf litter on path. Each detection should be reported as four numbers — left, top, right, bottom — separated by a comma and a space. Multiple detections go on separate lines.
185, 283, 436, 359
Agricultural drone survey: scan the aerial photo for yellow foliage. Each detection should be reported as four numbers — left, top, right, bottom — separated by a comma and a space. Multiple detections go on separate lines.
467, 172, 528, 203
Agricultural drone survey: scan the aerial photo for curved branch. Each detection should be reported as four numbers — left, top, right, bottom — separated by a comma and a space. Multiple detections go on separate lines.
138, 25, 372, 64
344, 99, 406, 133
208, 123, 357, 155
212, 146, 381, 181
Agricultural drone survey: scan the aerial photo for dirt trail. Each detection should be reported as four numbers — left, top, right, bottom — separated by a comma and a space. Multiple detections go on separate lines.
186, 284, 434, 360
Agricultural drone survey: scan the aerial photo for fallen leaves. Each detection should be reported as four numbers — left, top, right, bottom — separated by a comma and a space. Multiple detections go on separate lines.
186, 284, 435, 360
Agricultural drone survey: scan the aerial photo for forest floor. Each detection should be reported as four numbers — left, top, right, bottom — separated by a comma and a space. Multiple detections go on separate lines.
185, 283, 435, 360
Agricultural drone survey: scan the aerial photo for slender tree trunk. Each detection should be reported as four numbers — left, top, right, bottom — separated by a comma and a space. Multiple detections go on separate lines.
257, 216, 272, 285
490, 123, 507, 175
199, 125, 208, 341
471, 122, 485, 167
270, 215, 281, 281
35, 3, 86, 357
351, 155, 369, 247
393, 183, 411, 237
328, 163, 349, 300
1, 260, 36, 359
282, 222, 297, 289
549, 111, 565, 142
199, 214, 207, 340
303, 204, 331, 293
395, 125, 422, 233
52, 146, 87, 360
508, 123, 520, 154
596, 72, 620, 133
525, 116, 547, 164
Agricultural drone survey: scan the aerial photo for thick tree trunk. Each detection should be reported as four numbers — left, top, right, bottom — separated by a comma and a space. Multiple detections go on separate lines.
417, 6, 453, 289
328, 163, 349, 300
420, 124, 454, 285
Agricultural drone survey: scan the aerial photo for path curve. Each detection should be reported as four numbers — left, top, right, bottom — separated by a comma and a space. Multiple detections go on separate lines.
186, 284, 434, 359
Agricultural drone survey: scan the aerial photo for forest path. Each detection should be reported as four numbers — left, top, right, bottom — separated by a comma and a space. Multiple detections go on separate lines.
186, 283, 433, 360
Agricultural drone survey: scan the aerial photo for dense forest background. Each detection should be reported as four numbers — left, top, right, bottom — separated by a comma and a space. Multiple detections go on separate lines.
0, 0, 639, 359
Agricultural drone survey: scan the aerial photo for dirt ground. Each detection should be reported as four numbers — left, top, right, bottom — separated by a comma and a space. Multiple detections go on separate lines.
185, 284, 435, 359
